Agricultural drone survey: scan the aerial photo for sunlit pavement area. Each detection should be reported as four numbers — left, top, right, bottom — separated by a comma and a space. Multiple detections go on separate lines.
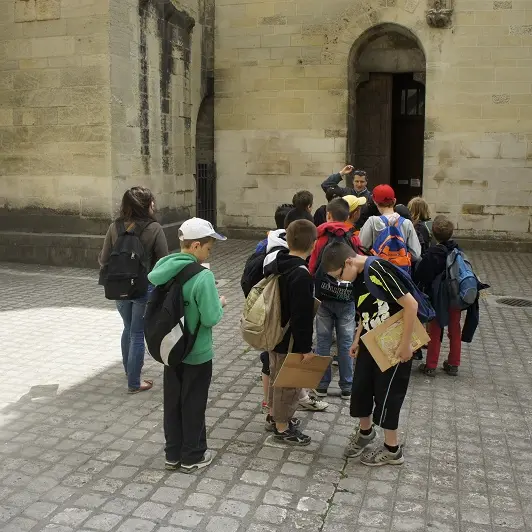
1, 241, 532, 532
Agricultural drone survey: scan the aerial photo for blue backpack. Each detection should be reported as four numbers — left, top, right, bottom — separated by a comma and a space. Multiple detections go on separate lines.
446, 248, 478, 309
363, 256, 435, 324
372, 216, 412, 274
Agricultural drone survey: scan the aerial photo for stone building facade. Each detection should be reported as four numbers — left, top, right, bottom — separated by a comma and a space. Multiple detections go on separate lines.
0, 0, 214, 264
215, 0, 532, 242
1, 0, 532, 265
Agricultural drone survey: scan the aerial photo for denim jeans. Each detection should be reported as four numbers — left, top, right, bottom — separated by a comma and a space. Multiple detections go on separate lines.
116, 294, 148, 390
316, 300, 356, 392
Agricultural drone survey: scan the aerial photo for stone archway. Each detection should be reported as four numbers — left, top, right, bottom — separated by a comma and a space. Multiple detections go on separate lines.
347, 24, 427, 205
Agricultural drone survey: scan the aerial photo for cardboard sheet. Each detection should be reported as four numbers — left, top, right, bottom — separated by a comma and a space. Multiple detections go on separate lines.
273, 353, 332, 388
361, 310, 430, 372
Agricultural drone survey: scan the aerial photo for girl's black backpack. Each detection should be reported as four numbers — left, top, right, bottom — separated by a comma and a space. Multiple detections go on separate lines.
100, 221, 153, 300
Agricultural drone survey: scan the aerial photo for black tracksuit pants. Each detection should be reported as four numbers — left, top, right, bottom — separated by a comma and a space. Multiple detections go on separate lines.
163, 360, 212, 465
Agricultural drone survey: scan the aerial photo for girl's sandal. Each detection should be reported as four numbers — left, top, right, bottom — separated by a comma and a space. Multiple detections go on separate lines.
128, 380, 154, 394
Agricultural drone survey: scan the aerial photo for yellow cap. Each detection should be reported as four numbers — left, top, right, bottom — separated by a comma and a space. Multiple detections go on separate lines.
343, 195, 367, 213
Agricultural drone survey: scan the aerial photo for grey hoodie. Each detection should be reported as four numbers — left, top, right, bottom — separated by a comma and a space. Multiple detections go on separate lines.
360, 212, 421, 262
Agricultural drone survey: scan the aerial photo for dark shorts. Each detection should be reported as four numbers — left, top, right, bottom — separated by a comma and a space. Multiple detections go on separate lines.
260, 351, 270, 376
351, 346, 412, 430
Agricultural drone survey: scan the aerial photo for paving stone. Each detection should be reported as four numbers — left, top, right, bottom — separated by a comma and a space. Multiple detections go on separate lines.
51, 507, 91, 527
217, 499, 251, 517
255, 505, 288, 524
1, 248, 531, 532
82, 513, 123, 531
169, 509, 204, 527
185, 492, 217, 509
206, 515, 240, 532
116, 518, 156, 532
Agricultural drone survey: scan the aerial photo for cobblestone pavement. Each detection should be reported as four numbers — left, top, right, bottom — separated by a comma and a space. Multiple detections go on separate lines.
1, 242, 532, 532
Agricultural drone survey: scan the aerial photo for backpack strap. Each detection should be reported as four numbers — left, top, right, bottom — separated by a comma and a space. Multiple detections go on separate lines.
174, 262, 205, 287
379, 215, 389, 226
137, 220, 155, 237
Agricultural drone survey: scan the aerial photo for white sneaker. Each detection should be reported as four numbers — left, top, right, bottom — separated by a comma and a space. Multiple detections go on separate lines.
344, 426, 376, 458
298, 396, 328, 411
360, 444, 405, 466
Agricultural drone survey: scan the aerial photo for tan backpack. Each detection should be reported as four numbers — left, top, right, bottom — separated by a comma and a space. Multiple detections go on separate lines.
240, 266, 307, 351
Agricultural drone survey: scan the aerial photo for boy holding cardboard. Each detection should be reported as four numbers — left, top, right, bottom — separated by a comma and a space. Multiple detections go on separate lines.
321, 242, 418, 466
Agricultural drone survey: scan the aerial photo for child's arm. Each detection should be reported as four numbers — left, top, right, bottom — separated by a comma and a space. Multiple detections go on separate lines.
359, 218, 374, 249
405, 221, 421, 262
350, 320, 364, 358
194, 271, 224, 328
395, 293, 418, 362
289, 276, 314, 354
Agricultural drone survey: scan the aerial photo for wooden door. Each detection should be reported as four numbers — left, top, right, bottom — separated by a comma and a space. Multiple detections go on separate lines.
391, 74, 425, 205
354, 73, 393, 186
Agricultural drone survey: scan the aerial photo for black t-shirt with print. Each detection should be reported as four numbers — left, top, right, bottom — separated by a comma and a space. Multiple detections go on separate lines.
353, 258, 410, 333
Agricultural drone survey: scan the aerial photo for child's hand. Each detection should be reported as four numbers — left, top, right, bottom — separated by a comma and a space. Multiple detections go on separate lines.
349, 341, 359, 359
395, 343, 413, 362
340, 165, 354, 176
301, 353, 315, 364
219, 296, 227, 307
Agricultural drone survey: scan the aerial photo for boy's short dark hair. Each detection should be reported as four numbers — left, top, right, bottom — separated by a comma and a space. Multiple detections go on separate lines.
326, 197, 349, 222
286, 219, 317, 253
180, 236, 214, 248
325, 187, 342, 202
274, 203, 293, 229
321, 242, 356, 274
284, 208, 313, 229
292, 190, 313, 211
432, 215, 454, 242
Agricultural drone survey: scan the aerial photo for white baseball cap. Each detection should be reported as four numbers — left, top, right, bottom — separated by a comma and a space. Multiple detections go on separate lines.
178, 217, 227, 241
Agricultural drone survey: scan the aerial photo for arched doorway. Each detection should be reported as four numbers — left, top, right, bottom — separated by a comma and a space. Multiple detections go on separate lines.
195, 95, 216, 225
347, 25, 426, 205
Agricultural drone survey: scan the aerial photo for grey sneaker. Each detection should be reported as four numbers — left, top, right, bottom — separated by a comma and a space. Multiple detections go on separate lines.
344, 426, 376, 458
298, 396, 329, 412
360, 444, 405, 466
180, 450, 213, 474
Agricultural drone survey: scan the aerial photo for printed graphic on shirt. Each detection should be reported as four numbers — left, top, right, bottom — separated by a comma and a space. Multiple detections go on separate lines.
353, 259, 409, 333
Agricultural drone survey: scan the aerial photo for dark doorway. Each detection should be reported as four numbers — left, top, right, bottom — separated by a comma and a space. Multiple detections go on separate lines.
353, 72, 425, 204
354, 74, 393, 186
348, 24, 426, 205
195, 95, 217, 226
391, 73, 425, 205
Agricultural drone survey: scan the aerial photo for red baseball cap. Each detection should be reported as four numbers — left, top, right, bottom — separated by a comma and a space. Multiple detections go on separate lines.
372, 184, 396, 204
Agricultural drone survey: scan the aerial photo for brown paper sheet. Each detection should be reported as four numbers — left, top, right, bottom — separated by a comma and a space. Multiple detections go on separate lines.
273, 353, 332, 388
361, 310, 430, 372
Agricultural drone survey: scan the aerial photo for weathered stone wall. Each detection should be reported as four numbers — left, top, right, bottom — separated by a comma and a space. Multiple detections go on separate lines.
0, 0, 111, 236
0, 0, 214, 265
215, 0, 532, 239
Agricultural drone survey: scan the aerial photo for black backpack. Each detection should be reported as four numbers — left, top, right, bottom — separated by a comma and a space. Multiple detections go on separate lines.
314, 227, 358, 302
101, 221, 153, 300
144, 262, 205, 366
240, 245, 286, 298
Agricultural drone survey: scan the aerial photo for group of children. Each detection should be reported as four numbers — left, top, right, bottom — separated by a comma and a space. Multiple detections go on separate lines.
240, 165, 483, 466
127, 165, 481, 474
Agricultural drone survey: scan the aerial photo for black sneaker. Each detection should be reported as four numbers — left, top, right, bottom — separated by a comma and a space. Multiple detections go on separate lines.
418, 363, 436, 377
443, 360, 459, 376
413, 349, 423, 360
165, 459, 180, 471
180, 450, 213, 474
274, 425, 311, 446
341, 390, 351, 400
265, 415, 301, 432
332, 355, 339, 366
313, 388, 328, 397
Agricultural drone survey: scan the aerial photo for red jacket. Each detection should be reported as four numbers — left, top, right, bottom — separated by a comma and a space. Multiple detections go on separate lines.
309, 222, 362, 275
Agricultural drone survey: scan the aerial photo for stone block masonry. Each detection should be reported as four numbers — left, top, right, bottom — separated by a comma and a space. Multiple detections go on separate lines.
214, 0, 532, 240
0, 0, 215, 266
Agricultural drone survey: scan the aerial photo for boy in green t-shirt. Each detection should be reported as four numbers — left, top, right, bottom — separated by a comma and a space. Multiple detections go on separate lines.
148, 218, 227, 473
